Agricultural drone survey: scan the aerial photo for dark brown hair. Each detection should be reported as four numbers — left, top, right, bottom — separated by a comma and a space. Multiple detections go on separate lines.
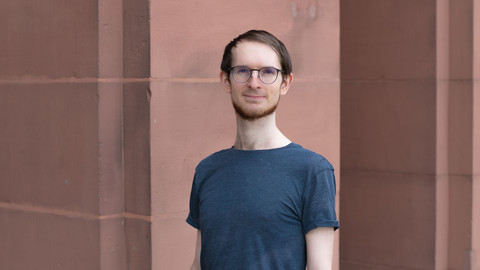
220, 30, 292, 76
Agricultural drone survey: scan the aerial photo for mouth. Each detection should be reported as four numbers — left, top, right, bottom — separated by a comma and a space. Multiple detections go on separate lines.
243, 93, 266, 100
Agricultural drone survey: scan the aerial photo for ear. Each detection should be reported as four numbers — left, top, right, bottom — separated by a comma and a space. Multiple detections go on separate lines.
220, 71, 232, 93
280, 73, 293, 96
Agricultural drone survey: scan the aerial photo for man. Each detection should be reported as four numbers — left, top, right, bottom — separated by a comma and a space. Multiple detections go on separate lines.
187, 30, 339, 270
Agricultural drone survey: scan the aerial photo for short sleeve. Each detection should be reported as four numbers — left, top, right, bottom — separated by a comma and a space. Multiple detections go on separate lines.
186, 173, 200, 229
302, 168, 339, 234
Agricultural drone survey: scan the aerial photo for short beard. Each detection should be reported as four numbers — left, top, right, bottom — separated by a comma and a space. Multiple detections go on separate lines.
232, 98, 279, 121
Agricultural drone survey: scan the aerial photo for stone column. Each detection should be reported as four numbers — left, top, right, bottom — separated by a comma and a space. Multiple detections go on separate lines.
446, 0, 480, 269
340, 0, 480, 269
0, 0, 125, 269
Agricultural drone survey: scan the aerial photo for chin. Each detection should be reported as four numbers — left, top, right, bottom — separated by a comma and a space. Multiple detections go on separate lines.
232, 101, 278, 121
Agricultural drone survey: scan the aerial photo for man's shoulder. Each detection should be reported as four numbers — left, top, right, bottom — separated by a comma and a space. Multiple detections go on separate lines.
195, 147, 233, 170
288, 143, 334, 171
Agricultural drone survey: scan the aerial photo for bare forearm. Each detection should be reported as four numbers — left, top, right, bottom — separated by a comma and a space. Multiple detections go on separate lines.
190, 262, 201, 270
190, 230, 202, 270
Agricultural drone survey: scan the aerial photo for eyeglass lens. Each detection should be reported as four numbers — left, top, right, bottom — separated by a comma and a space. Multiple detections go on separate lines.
231, 67, 280, 84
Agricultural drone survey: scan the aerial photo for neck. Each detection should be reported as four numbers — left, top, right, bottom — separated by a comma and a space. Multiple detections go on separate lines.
233, 112, 291, 150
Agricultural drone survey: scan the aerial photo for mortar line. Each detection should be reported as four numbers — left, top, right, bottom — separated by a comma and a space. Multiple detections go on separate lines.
0, 201, 152, 222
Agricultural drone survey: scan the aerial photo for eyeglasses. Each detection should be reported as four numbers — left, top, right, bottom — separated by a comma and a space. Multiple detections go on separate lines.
229, 66, 283, 84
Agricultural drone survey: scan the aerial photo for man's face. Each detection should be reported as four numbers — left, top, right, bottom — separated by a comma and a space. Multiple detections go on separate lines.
221, 41, 292, 120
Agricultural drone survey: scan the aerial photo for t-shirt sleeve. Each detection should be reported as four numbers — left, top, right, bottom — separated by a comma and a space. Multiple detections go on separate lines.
302, 168, 339, 234
186, 173, 200, 229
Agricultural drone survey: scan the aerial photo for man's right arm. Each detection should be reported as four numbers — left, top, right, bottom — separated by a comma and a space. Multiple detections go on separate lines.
190, 230, 201, 270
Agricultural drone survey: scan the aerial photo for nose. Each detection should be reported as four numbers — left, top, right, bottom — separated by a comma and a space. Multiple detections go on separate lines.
247, 70, 262, 88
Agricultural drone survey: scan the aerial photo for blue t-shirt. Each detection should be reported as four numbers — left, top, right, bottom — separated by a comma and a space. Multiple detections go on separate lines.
186, 143, 339, 269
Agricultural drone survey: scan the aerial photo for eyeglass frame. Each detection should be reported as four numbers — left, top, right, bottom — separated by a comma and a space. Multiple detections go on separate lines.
228, 66, 284, 84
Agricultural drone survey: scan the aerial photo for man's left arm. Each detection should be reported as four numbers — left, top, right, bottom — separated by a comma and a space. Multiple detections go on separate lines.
305, 226, 335, 270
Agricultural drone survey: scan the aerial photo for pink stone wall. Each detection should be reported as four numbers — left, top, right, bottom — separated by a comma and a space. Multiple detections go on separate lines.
1, 0, 479, 269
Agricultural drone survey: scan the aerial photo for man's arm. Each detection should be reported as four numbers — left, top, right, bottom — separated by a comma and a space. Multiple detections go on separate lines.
305, 226, 335, 270
190, 230, 201, 270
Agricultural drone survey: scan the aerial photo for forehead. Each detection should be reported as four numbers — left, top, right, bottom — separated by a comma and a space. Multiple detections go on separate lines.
231, 41, 281, 68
